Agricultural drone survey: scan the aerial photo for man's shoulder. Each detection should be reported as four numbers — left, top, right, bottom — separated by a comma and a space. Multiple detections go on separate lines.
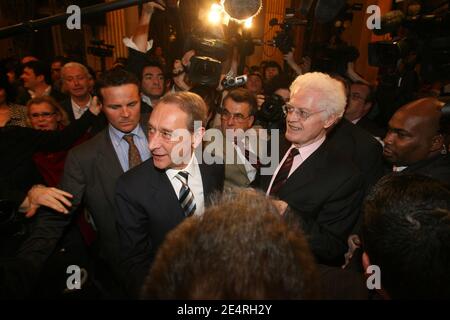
117, 159, 159, 187
68, 129, 109, 159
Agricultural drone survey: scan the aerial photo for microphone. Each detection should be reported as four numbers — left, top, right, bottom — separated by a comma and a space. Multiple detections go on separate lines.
373, 10, 405, 36
314, 0, 347, 24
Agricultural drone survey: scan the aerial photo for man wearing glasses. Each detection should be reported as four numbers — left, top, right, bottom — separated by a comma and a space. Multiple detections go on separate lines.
259, 72, 364, 267
218, 88, 261, 188
115, 91, 224, 298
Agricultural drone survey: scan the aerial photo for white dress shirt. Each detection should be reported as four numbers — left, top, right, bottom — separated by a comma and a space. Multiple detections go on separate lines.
166, 155, 205, 216
71, 96, 92, 120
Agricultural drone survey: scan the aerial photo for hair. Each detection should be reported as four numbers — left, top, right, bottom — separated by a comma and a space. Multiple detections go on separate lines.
352, 80, 375, 104
51, 56, 68, 66
141, 188, 319, 299
61, 62, 90, 80
290, 72, 347, 119
189, 85, 220, 123
95, 68, 140, 104
26, 96, 70, 127
362, 174, 450, 299
223, 87, 258, 116
141, 58, 166, 80
265, 74, 293, 96
0, 64, 15, 103
157, 91, 208, 132
262, 60, 282, 80
22, 60, 51, 85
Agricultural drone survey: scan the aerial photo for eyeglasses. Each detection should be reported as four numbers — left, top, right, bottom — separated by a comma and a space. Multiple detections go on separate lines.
282, 104, 325, 121
30, 111, 56, 119
220, 109, 252, 123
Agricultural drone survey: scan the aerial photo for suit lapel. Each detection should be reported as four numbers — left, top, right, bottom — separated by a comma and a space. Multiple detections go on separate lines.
153, 166, 185, 220
95, 130, 124, 209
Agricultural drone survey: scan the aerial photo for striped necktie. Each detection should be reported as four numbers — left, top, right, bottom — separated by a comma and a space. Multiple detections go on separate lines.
269, 148, 299, 196
175, 171, 196, 217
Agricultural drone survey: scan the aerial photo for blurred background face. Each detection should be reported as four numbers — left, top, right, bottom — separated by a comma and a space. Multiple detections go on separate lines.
101, 84, 141, 133
274, 88, 290, 103
344, 83, 371, 121
220, 98, 254, 133
141, 66, 164, 98
63, 66, 90, 98
246, 74, 263, 94
51, 61, 63, 83
21, 67, 39, 90
28, 102, 60, 130
264, 67, 279, 82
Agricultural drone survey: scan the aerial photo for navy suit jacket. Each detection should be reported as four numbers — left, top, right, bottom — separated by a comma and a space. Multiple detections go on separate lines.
115, 158, 224, 297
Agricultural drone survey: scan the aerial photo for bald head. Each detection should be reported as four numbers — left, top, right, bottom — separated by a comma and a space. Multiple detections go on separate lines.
383, 98, 445, 166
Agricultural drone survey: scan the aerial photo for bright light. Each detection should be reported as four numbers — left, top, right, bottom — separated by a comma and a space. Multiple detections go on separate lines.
244, 17, 253, 29
208, 3, 223, 25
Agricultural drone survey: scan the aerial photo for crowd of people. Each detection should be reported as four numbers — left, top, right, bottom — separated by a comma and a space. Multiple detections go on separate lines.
1, 2, 449, 300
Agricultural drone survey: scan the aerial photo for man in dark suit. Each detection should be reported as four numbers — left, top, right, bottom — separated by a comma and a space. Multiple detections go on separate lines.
258, 72, 364, 266
383, 97, 450, 184
115, 91, 224, 297
16, 69, 151, 297
344, 81, 386, 139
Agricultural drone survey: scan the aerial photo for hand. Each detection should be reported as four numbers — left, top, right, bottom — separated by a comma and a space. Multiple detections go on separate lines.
89, 96, 102, 116
24, 185, 73, 218
342, 234, 361, 269
142, 0, 166, 15
301, 56, 311, 73
256, 94, 265, 110
181, 50, 196, 68
272, 199, 288, 216
283, 51, 295, 64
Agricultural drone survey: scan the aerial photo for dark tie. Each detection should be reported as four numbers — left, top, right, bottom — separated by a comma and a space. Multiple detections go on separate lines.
123, 134, 142, 169
234, 138, 261, 169
269, 148, 300, 196
175, 171, 196, 217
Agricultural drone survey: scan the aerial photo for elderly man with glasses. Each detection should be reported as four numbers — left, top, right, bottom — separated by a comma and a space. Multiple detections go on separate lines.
258, 72, 365, 267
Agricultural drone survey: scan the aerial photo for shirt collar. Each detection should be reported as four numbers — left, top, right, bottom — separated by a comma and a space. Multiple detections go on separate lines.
71, 95, 92, 110
141, 94, 152, 107
292, 135, 326, 161
166, 154, 198, 181
109, 124, 144, 148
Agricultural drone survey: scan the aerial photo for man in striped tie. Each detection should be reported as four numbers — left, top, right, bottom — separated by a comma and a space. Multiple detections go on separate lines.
115, 91, 224, 298
258, 72, 364, 267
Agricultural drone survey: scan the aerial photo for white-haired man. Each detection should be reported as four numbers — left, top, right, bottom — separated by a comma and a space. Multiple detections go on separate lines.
259, 72, 364, 266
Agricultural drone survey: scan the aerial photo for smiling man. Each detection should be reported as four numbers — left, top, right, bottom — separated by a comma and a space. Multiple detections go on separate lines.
258, 72, 364, 266
115, 91, 224, 298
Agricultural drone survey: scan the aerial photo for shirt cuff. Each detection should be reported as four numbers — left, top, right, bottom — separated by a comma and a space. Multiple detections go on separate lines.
123, 37, 153, 53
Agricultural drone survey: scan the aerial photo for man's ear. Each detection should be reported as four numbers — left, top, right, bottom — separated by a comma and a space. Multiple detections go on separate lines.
430, 134, 444, 153
323, 113, 339, 129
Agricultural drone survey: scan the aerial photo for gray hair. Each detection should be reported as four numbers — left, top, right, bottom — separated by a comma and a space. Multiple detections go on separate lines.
61, 62, 90, 79
290, 72, 347, 119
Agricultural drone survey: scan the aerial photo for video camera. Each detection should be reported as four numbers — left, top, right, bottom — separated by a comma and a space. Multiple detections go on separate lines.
369, 2, 450, 82
268, 8, 307, 54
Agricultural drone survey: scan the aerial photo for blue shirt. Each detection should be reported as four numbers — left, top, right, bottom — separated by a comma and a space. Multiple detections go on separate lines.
108, 124, 150, 172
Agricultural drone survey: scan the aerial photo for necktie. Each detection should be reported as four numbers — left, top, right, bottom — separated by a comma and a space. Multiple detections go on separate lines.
234, 138, 261, 169
123, 134, 142, 169
175, 171, 196, 217
269, 148, 300, 196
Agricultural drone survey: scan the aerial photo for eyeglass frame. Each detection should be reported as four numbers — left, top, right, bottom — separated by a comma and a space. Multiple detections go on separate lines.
282, 103, 326, 121
219, 108, 253, 123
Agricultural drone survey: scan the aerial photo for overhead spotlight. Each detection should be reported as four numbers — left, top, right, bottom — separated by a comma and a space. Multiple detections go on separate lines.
244, 17, 253, 29
208, 3, 223, 25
